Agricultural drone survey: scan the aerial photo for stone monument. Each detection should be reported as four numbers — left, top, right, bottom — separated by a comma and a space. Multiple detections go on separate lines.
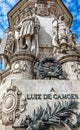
0, 0, 80, 130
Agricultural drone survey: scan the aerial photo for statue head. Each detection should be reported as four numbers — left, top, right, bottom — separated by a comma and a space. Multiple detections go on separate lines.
26, 8, 32, 16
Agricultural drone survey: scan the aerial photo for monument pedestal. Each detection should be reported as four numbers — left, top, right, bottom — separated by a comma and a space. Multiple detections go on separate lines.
0, 80, 80, 130
0, 0, 80, 130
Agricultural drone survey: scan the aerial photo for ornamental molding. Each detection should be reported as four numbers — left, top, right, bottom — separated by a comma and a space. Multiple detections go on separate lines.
10, 51, 35, 65
58, 54, 80, 64
0, 86, 27, 125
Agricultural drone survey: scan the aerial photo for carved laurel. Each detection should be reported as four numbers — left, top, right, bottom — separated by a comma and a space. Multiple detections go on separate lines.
13, 101, 80, 130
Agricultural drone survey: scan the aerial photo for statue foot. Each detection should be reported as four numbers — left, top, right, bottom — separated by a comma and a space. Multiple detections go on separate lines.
22, 44, 28, 49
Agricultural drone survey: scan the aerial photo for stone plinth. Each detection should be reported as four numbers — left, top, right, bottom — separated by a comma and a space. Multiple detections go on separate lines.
0, 0, 80, 130
0, 80, 80, 130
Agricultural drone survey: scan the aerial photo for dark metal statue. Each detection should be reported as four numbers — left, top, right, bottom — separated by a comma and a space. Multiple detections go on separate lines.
13, 101, 80, 130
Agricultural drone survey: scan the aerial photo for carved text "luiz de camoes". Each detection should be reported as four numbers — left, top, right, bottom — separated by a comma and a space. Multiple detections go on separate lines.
26, 94, 79, 100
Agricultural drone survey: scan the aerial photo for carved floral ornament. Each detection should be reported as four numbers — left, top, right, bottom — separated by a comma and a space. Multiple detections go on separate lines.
0, 86, 27, 125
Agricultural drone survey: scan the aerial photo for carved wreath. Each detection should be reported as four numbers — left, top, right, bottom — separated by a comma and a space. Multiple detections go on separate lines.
13, 101, 80, 130
34, 57, 66, 79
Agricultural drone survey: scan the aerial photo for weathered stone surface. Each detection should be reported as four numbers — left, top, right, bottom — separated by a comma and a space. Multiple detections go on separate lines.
0, 0, 80, 130
0, 80, 80, 129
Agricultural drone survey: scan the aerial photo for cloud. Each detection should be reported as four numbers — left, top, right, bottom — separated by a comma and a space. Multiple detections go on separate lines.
0, 0, 80, 43
6, 0, 19, 6
0, 2, 10, 15
0, 0, 18, 38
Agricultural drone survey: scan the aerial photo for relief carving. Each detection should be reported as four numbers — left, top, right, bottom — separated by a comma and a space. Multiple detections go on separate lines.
71, 63, 80, 74
8, 0, 80, 58
4, 31, 16, 69
36, 3, 49, 16
11, 61, 30, 74
11, 61, 21, 73
52, 16, 60, 55
0, 86, 27, 125
20, 96, 27, 113
35, 1, 58, 17
58, 15, 68, 53
52, 14, 80, 55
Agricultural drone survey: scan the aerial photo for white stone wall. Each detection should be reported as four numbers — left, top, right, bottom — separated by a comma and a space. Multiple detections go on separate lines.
37, 15, 54, 47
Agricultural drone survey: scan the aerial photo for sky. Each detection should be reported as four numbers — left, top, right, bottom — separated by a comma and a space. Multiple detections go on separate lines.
0, 0, 80, 42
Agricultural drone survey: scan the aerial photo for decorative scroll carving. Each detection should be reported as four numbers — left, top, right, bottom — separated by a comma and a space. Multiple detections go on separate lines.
35, 0, 59, 17
71, 63, 80, 74
20, 96, 27, 113
11, 61, 31, 74
13, 101, 80, 130
0, 86, 27, 125
33, 57, 67, 79
36, 3, 49, 16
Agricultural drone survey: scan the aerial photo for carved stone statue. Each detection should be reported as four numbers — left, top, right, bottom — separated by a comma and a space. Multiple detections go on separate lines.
30, 13, 40, 57
16, 8, 40, 57
58, 15, 67, 53
52, 17, 60, 55
52, 15, 75, 54
67, 28, 79, 50
4, 31, 15, 69
72, 34, 79, 46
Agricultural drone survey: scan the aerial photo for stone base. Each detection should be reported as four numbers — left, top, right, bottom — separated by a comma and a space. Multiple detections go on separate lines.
0, 80, 80, 130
